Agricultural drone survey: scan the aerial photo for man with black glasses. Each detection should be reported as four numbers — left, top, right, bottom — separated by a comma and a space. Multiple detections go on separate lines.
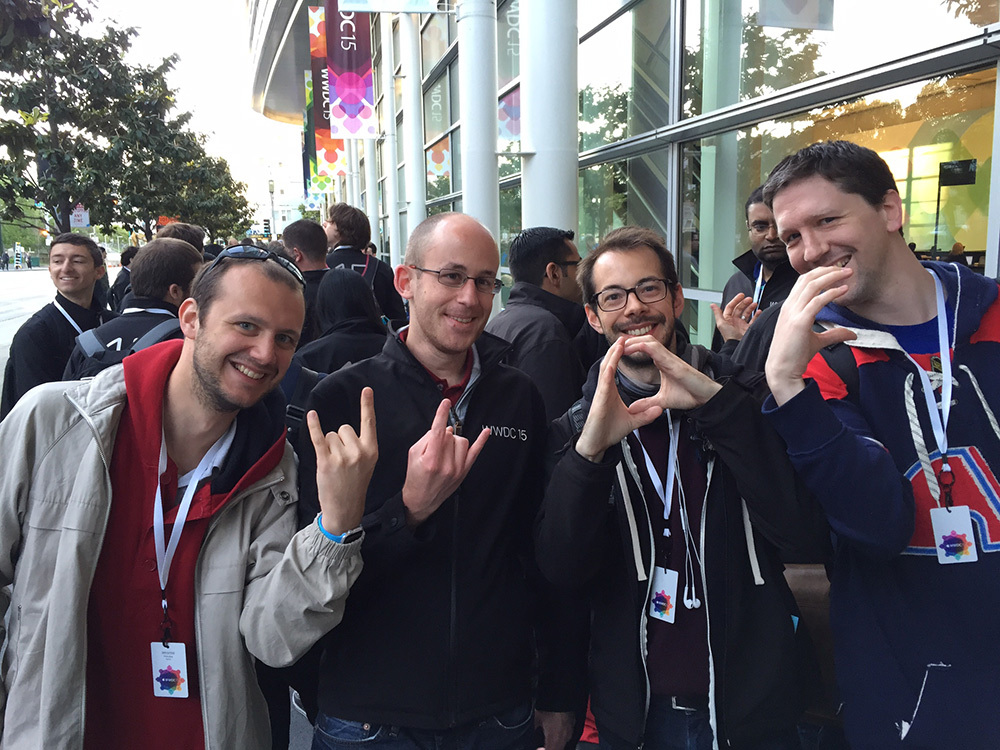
536, 227, 825, 750
0, 245, 376, 748
299, 212, 581, 750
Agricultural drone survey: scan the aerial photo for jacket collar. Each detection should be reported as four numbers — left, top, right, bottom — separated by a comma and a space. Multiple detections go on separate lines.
385, 325, 512, 385
731, 248, 797, 286
505, 282, 588, 337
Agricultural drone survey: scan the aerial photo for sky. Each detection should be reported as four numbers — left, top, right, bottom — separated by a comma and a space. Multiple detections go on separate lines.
84, 0, 304, 217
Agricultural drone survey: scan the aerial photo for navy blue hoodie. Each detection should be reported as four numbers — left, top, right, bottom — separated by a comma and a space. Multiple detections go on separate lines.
765, 261, 1000, 749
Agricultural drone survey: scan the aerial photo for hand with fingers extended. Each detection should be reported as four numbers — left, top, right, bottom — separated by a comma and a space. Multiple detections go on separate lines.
401, 399, 490, 527
575, 339, 666, 463
711, 292, 760, 342
765, 266, 858, 405
622, 335, 723, 412
307, 386, 380, 536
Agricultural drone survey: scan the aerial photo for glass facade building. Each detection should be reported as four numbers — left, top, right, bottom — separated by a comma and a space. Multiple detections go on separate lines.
252, 0, 1000, 345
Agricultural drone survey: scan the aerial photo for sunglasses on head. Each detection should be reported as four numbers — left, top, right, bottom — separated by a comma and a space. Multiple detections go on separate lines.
206, 246, 305, 287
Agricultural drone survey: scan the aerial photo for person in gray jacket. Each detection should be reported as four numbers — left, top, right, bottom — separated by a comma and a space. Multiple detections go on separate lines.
0, 246, 377, 749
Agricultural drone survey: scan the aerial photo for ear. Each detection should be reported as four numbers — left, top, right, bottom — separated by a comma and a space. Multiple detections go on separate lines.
881, 190, 904, 234
165, 283, 187, 308
395, 263, 415, 300
95, 263, 107, 279
291, 247, 305, 264
178, 298, 200, 340
585, 303, 605, 335
545, 261, 562, 285
672, 284, 685, 320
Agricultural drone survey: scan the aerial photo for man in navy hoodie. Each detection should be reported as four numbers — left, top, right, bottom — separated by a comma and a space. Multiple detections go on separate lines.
762, 140, 1000, 749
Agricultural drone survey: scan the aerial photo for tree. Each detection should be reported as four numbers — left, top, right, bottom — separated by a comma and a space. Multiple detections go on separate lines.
0, 3, 252, 241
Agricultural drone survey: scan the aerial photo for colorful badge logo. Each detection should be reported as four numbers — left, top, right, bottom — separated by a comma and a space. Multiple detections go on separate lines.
938, 530, 974, 559
155, 666, 186, 695
651, 590, 673, 618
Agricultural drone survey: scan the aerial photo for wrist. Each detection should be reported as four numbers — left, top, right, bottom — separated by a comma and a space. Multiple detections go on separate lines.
766, 375, 806, 406
317, 513, 362, 542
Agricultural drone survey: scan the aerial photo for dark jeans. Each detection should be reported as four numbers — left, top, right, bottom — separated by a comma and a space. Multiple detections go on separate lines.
311, 703, 535, 750
598, 694, 801, 750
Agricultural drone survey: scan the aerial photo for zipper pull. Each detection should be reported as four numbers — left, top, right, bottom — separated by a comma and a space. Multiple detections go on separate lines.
448, 403, 463, 436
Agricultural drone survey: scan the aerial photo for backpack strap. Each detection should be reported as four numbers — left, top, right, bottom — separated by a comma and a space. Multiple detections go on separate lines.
75, 328, 105, 358
130, 318, 181, 353
285, 365, 325, 433
360, 254, 379, 289
568, 399, 586, 433
813, 323, 859, 399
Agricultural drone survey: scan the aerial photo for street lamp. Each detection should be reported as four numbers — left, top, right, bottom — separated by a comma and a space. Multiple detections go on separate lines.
268, 179, 276, 241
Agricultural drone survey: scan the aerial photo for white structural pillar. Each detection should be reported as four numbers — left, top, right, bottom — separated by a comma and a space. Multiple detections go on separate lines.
364, 137, 380, 249
349, 140, 362, 207
380, 14, 402, 266
400, 13, 427, 237
456, 0, 499, 239
521, 0, 578, 232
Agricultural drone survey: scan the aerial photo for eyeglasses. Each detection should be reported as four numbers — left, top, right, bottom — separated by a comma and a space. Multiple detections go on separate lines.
409, 265, 503, 295
748, 221, 778, 236
590, 278, 671, 312
555, 260, 580, 267
207, 246, 305, 287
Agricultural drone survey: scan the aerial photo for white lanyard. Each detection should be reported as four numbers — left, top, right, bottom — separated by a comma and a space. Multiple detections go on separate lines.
634, 412, 680, 525
123, 307, 174, 316
752, 264, 766, 307
53, 299, 84, 335
153, 423, 235, 603
902, 271, 953, 500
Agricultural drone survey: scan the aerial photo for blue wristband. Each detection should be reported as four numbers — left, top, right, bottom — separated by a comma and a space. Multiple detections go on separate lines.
317, 514, 349, 543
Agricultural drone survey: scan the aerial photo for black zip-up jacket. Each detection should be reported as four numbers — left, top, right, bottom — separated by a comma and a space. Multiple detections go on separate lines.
297, 330, 583, 729
485, 282, 588, 423
536, 345, 829, 748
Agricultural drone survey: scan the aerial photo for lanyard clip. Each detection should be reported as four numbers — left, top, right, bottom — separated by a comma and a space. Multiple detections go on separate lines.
938, 461, 955, 508
160, 597, 173, 647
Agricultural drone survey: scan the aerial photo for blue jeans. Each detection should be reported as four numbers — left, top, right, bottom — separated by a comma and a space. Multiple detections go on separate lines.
311, 703, 536, 750
598, 694, 800, 750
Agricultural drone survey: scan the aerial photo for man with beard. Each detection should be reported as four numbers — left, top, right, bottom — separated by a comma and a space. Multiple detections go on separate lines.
712, 186, 799, 350
536, 227, 825, 750
0, 246, 377, 748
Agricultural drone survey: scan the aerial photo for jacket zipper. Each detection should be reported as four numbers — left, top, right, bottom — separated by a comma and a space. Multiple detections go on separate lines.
194, 470, 287, 747
65, 393, 116, 744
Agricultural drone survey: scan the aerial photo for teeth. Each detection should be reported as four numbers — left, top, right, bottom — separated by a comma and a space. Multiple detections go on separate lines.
627, 324, 653, 336
235, 364, 264, 380
836, 259, 849, 268
451, 316, 472, 323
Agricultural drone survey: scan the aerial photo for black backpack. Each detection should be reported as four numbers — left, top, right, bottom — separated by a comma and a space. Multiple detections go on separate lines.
73, 318, 181, 378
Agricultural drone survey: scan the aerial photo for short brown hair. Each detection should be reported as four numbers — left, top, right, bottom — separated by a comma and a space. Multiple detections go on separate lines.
158, 222, 206, 250
327, 203, 371, 249
191, 253, 303, 320
130, 238, 204, 300
578, 227, 679, 310
50, 233, 101, 266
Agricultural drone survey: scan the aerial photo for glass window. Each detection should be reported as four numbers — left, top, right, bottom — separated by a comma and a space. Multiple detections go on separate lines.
680, 66, 996, 341
421, 13, 450, 71
498, 0, 520, 88
449, 61, 460, 122
426, 135, 453, 200
498, 87, 521, 178
683, 0, 998, 118
580, 1, 633, 37
580, 2, 671, 150
451, 127, 462, 191
499, 185, 522, 303
424, 74, 450, 142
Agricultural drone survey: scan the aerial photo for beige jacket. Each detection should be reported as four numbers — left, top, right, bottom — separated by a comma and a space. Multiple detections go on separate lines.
0, 366, 363, 749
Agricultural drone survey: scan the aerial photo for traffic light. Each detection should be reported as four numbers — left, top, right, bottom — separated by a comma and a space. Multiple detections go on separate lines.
263, 219, 271, 237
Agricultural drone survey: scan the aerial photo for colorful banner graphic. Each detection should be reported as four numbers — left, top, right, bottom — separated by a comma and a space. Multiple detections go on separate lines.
498, 88, 520, 141
427, 136, 451, 178
308, 11, 350, 179
325, 0, 377, 138
759, 0, 834, 31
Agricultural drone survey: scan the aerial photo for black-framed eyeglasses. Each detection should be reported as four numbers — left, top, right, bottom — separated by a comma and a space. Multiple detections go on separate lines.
207, 246, 305, 287
590, 278, 671, 312
409, 265, 503, 295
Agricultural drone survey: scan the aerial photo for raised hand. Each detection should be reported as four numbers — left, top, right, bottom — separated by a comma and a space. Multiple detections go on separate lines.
308, 386, 379, 536
622, 335, 723, 413
765, 266, 858, 405
711, 292, 760, 342
401, 399, 490, 526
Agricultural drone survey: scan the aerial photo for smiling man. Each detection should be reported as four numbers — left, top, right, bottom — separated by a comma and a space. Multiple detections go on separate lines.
298, 212, 581, 750
762, 140, 1000, 749
0, 247, 377, 748
536, 226, 825, 750
1, 233, 115, 419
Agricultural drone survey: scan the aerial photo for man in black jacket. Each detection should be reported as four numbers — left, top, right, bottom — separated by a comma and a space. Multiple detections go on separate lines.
324, 202, 407, 326
109, 246, 138, 312
537, 227, 826, 750
486, 226, 588, 422
1, 233, 114, 419
299, 212, 580, 750
284, 218, 329, 347
63, 238, 203, 379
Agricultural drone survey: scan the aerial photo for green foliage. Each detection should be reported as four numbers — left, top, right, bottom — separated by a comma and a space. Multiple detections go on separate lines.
0, 4, 251, 241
